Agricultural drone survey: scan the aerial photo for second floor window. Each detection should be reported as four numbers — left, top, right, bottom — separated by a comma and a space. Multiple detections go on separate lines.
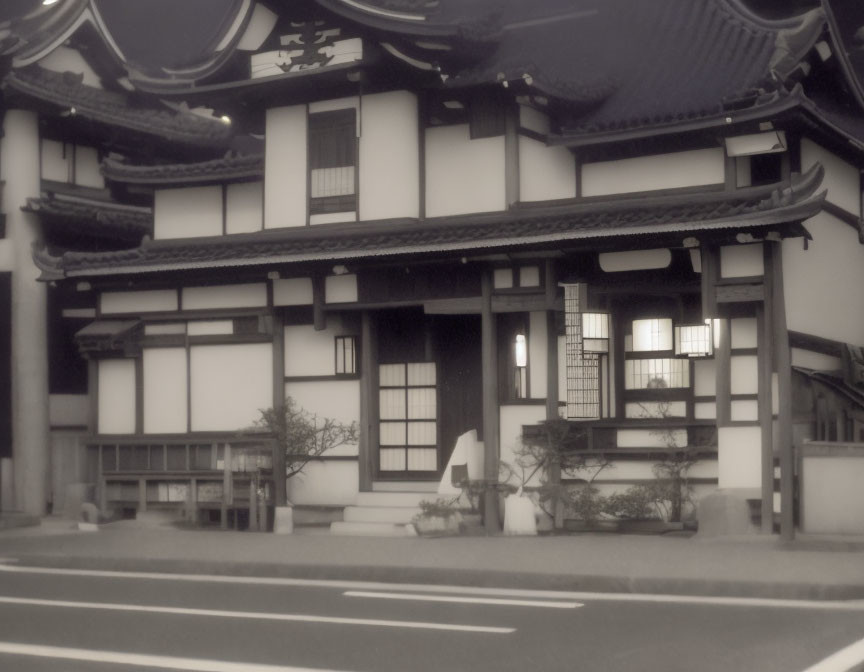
309, 109, 356, 215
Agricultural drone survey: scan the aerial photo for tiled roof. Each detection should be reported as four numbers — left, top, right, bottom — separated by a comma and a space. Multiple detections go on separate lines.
3, 66, 233, 147
101, 153, 264, 185
24, 193, 152, 238
36, 165, 825, 279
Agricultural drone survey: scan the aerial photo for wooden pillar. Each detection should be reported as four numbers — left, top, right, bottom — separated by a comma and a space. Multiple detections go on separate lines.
757, 302, 774, 534
271, 312, 287, 506
137, 478, 147, 514
769, 242, 794, 541
221, 443, 232, 529
249, 473, 259, 531
481, 272, 500, 532
545, 262, 563, 529
504, 106, 520, 207
2, 110, 48, 515
715, 319, 731, 427
312, 275, 326, 331
359, 311, 378, 491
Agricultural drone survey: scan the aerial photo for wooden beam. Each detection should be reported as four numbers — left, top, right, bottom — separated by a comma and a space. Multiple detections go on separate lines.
700, 245, 718, 321
716, 284, 764, 303
359, 311, 378, 491
481, 271, 501, 532
271, 311, 287, 507
769, 241, 795, 541
313, 275, 326, 331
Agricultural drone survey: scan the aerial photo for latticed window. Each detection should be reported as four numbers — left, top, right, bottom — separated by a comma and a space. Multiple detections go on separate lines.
378, 363, 438, 473
309, 109, 356, 214
564, 284, 600, 419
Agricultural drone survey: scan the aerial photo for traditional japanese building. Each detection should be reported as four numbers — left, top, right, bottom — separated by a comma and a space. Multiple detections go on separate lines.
2, 0, 863, 536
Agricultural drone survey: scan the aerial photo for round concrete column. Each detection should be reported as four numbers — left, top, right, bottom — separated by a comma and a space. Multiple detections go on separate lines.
1, 109, 49, 515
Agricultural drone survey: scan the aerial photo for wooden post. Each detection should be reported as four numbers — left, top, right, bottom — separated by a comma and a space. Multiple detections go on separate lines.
769, 242, 795, 541
313, 276, 326, 331
221, 443, 232, 530
504, 105, 520, 207
757, 302, 774, 534
249, 473, 259, 531
545, 262, 564, 529
272, 312, 287, 507
715, 319, 731, 427
481, 271, 500, 532
137, 478, 147, 514
359, 311, 378, 491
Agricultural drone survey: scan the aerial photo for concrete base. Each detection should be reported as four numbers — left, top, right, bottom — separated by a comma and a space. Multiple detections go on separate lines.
273, 506, 294, 534
77, 522, 99, 532
697, 489, 759, 537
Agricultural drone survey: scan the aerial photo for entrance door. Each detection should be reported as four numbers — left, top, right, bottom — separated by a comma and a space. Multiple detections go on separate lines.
433, 315, 483, 470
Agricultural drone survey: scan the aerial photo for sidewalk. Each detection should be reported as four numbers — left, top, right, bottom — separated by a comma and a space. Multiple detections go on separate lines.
1, 516, 863, 601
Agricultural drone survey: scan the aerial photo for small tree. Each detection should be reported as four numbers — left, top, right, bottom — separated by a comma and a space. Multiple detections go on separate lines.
251, 397, 358, 504
510, 417, 611, 523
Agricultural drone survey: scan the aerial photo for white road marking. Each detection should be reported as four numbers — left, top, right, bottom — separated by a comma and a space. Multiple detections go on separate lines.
0, 641, 353, 672
0, 595, 513, 634
2, 562, 863, 611
344, 590, 582, 609
800, 636, 864, 672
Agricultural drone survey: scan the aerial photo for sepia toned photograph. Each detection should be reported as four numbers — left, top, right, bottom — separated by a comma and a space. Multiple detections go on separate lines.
0, 0, 863, 669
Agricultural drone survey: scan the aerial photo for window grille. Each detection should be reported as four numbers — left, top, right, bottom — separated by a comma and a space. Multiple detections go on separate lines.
564, 284, 600, 419
309, 109, 356, 214
624, 358, 690, 389
378, 362, 438, 472
632, 318, 673, 351
675, 323, 713, 357
335, 336, 356, 374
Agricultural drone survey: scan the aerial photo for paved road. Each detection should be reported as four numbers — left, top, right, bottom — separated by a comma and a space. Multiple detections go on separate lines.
0, 564, 863, 671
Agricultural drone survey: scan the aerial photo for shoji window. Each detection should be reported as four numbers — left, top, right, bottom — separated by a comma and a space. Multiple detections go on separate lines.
378, 362, 437, 473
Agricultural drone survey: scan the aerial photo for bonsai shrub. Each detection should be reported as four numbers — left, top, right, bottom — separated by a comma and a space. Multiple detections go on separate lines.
252, 397, 358, 483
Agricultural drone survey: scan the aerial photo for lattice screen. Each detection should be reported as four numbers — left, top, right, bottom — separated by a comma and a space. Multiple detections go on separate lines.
564, 284, 600, 419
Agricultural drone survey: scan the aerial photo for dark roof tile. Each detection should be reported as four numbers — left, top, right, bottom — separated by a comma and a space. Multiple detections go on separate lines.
101, 153, 264, 185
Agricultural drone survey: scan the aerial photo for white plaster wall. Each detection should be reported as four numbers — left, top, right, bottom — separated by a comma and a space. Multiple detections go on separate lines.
189, 344, 272, 431
287, 460, 359, 506
519, 106, 550, 134
187, 320, 233, 336
143, 348, 187, 433
730, 355, 758, 395
730, 400, 759, 422
39, 46, 102, 88
273, 277, 313, 306
359, 90, 419, 220
518, 136, 576, 202
48, 394, 89, 428
182, 283, 267, 310
154, 186, 222, 240
783, 212, 864, 347
624, 401, 686, 418
425, 124, 506, 218
74, 145, 104, 188
581, 148, 724, 197
599, 248, 671, 272
717, 425, 761, 488
100, 289, 178, 314
694, 402, 717, 419
265, 105, 307, 229
499, 404, 547, 486
226, 181, 263, 234
284, 317, 346, 377
790, 348, 841, 372
40, 139, 69, 183
730, 318, 758, 349
310, 212, 356, 226
592, 459, 717, 482
98, 359, 136, 434
528, 311, 547, 399
617, 429, 687, 449
693, 359, 716, 397
801, 138, 861, 216
801, 456, 864, 534
284, 380, 360, 457
325, 274, 357, 303
720, 243, 764, 278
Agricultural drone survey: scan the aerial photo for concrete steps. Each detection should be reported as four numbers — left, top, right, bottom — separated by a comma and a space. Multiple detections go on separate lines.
331, 487, 441, 536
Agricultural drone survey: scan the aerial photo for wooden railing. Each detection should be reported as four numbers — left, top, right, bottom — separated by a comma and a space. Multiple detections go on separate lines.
88, 434, 278, 529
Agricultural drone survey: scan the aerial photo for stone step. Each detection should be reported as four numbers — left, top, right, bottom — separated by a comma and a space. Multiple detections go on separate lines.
356, 491, 437, 508
330, 521, 417, 537
343, 505, 421, 524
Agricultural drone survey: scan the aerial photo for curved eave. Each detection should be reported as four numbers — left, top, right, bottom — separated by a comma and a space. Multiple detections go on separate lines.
821, 0, 864, 114
797, 96, 864, 153
42, 167, 826, 280
551, 93, 803, 149
101, 155, 264, 186
315, 0, 457, 38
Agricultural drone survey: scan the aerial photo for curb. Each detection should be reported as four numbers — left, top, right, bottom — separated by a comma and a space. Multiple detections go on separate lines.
8, 553, 864, 602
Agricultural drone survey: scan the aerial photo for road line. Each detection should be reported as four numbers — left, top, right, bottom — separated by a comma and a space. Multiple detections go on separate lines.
344, 590, 581, 609
0, 641, 353, 672
0, 595, 513, 634
800, 636, 864, 672
2, 562, 863, 611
